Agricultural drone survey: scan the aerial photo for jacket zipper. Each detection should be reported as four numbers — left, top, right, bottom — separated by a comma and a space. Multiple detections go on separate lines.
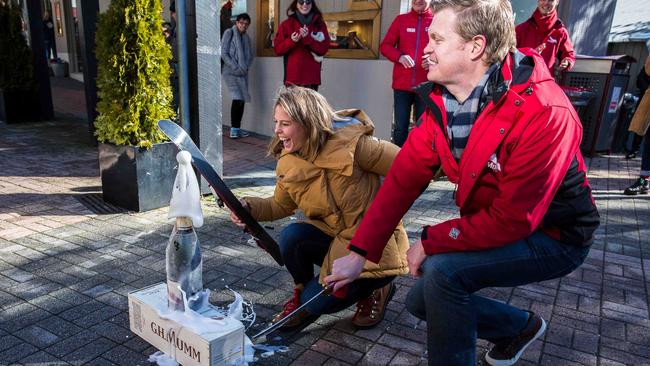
412, 14, 422, 87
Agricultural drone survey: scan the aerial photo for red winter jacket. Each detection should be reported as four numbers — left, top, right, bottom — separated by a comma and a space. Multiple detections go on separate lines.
516, 16, 575, 76
380, 8, 433, 92
349, 50, 599, 262
274, 13, 329, 86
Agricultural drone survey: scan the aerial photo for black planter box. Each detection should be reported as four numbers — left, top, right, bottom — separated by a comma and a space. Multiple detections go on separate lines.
98, 142, 177, 212
0, 88, 41, 123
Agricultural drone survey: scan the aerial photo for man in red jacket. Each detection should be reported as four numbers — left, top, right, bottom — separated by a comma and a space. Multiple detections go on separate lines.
326, 0, 599, 365
515, 0, 575, 77
380, 0, 433, 147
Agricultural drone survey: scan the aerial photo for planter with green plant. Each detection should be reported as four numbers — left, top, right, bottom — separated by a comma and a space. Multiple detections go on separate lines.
0, 0, 40, 123
95, 0, 177, 212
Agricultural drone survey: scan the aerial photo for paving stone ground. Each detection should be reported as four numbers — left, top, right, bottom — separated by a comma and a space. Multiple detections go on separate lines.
0, 79, 649, 365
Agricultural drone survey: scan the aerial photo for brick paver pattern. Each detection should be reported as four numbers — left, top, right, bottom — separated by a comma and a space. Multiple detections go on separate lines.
0, 79, 649, 365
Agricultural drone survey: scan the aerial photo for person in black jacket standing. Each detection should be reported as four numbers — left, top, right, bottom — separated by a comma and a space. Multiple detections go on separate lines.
624, 55, 650, 195
43, 11, 57, 61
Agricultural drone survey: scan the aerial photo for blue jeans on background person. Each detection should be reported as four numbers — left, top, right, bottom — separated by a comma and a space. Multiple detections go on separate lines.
405, 231, 590, 366
279, 223, 393, 315
393, 90, 425, 147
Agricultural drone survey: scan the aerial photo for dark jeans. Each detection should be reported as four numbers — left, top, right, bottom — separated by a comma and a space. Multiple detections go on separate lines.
405, 231, 590, 366
393, 90, 425, 147
231, 99, 245, 129
45, 40, 57, 60
641, 137, 650, 176
279, 223, 394, 315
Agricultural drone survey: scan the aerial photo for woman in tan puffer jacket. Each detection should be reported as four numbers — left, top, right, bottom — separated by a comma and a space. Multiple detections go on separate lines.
230, 86, 408, 330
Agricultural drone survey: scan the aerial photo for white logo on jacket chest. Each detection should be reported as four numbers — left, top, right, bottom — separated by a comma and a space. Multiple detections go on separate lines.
407, 28, 416, 33
487, 153, 501, 172
547, 36, 557, 44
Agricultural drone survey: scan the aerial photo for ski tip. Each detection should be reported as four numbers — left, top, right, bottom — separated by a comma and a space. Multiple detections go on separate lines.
157, 119, 173, 128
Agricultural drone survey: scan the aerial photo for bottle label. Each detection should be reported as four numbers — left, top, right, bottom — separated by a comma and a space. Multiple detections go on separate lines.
167, 280, 184, 310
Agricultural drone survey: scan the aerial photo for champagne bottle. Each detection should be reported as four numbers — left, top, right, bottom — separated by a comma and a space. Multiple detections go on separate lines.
166, 216, 203, 311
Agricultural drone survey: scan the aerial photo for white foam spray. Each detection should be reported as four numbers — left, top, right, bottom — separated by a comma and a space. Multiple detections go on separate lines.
149, 286, 288, 365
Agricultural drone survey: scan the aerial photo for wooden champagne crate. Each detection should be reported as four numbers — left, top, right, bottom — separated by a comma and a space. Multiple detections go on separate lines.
128, 283, 245, 366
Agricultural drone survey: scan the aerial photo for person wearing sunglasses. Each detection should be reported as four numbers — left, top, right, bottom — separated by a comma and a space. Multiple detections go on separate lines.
274, 0, 329, 91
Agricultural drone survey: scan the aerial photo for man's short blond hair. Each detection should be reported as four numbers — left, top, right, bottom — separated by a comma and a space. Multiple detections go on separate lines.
432, 0, 516, 64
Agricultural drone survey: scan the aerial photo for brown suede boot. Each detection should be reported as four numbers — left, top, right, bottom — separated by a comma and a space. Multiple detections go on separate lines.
271, 285, 311, 329
351, 282, 395, 329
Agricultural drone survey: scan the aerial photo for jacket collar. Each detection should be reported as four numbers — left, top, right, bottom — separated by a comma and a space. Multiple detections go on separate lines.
409, 7, 433, 17
526, 15, 564, 32
415, 49, 547, 118
289, 11, 322, 24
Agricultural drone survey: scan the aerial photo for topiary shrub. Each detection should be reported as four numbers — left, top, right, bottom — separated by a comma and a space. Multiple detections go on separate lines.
94, 0, 175, 148
0, 0, 36, 92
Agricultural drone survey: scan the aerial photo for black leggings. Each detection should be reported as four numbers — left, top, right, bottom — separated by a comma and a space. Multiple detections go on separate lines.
231, 99, 245, 128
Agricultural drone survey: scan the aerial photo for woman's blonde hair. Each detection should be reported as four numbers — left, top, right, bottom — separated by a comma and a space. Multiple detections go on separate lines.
268, 86, 340, 160
432, 0, 516, 64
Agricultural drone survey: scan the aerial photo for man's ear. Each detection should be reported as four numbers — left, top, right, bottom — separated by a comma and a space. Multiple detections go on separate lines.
470, 35, 487, 62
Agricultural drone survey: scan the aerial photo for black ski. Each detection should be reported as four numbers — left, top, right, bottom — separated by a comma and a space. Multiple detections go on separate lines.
158, 120, 284, 266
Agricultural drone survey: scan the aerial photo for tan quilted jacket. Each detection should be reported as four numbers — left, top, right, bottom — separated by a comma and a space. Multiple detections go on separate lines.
245, 109, 409, 283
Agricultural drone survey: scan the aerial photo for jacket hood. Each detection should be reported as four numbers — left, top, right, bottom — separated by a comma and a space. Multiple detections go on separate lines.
313, 109, 375, 176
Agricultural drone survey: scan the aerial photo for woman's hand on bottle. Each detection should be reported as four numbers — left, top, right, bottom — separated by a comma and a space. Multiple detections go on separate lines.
229, 199, 250, 228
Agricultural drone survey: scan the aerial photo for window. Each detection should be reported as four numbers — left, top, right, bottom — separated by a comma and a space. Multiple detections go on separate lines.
511, 0, 537, 25
322, 0, 382, 59
399, 0, 412, 14
256, 0, 279, 56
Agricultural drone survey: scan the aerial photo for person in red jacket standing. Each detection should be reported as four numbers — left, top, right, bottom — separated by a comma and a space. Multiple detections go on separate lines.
326, 0, 599, 365
515, 0, 575, 77
380, 0, 433, 147
274, 0, 329, 91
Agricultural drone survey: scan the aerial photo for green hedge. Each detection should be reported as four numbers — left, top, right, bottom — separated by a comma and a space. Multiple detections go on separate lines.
0, 0, 36, 92
94, 0, 175, 148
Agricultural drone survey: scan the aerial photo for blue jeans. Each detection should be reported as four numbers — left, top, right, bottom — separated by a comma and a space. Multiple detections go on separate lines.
405, 231, 590, 366
279, 223, 394, 315
393, 90, 425, 147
